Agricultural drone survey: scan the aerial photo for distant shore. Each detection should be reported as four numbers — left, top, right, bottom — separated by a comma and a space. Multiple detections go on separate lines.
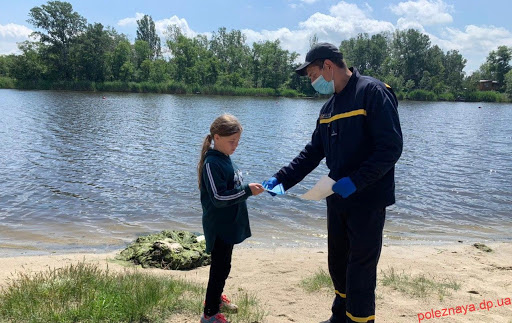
1, 242, 511, 323
1, 83, 510, 103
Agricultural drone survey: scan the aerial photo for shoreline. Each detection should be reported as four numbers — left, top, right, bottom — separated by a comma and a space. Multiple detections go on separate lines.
1, 242, 511, 322
1, 232, 509, 258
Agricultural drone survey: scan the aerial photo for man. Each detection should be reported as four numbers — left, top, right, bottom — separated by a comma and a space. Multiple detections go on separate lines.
263, 43, 402, 323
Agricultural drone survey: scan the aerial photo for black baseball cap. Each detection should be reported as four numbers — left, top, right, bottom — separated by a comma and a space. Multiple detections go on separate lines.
295, 42, 343, 76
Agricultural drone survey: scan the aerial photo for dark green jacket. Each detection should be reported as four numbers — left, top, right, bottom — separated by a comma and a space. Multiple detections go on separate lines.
200, 149, 252, 253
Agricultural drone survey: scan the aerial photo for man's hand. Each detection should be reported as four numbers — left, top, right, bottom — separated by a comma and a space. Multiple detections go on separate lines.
332, 177, 356, 198
262, 177, 279, 196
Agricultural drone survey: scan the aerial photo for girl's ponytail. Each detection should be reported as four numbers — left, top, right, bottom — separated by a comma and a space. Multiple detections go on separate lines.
197, 114, 242, 190
197, 134, 213, 189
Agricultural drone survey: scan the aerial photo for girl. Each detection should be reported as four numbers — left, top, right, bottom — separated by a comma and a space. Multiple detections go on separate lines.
198, 114, 264, 323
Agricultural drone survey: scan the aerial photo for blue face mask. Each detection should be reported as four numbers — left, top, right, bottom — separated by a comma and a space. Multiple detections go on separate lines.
311, 68, 335, 94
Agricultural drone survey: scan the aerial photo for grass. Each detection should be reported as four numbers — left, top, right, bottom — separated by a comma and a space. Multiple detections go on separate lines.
380, 267, 460, 300
0, 262, 265, 323
226, 289, 267, 323
299, 268, 332, 293
0, 77, 15, 89
3, 80, 304, 98
300, 267, 461, 301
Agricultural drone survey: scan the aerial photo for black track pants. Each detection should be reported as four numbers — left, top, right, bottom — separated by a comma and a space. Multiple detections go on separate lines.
204, 238, 234, 317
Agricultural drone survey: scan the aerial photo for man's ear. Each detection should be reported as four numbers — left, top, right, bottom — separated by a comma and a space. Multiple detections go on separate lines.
324, 59, 333, 70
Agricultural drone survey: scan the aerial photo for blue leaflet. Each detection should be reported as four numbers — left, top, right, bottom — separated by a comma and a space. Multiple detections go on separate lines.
265, 183, 285, 195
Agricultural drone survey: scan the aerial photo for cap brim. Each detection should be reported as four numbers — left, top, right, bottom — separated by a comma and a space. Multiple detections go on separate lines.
295, 61, 311, 76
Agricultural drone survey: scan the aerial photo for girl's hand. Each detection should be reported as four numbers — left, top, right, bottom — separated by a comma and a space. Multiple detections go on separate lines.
249, 183, 265, 196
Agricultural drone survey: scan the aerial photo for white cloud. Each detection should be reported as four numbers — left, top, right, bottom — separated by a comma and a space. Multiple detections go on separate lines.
442, 25, 512, 52
117, 13, 200, 40
155, 15, 198, 38
300, 2, 394, 39
390, 0, 453, 26
396, 17, 426, 32
0, 23, 33, 39
243, 27, 310, 53
243, 2, 394, 64
329, 1, 369, 20
117, 13, 145, 27
433, 25, 512, 73
0, 41, 21, 55
288, 0, 319, 8
0, 24, 33, 55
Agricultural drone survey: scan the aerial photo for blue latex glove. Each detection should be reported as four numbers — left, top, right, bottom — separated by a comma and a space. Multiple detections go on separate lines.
262, 177, 279, 196
332, 177, 356, 198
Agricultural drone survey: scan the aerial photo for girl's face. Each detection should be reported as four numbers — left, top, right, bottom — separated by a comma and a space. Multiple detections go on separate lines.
213, 132, 241, 155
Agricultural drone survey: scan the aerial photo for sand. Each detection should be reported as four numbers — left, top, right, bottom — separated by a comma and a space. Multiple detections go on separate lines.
1, 242, 511, 323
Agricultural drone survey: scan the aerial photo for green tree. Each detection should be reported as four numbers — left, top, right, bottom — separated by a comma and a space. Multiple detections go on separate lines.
11, 41, 46, 81
166, 26, 201, 85
0, 55, 15, 77
210, 27, 251, 86
134, 40, 152, 68
149, 59, 171, 83
463, 70, 483, 92
111, 40, 133, 80
443, 50, 466, 94
486, 45, 512, 90
415, 45, 446, 93
504, 69, 512, 98
27, 1, 86, 79
119, 61, 135, 82
288, 68, 315, 96
251, 40, 297, 89
136, 15, 161, 60
382, 73, 405, 93
138, 59, 152, 81
70, 23, 116, 82
341, 33, 389, 76
389, 29, 431, 88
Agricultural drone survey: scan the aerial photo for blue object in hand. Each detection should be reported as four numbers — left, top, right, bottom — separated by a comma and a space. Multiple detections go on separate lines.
262, 177, 279, 196
332, 177, 356, 198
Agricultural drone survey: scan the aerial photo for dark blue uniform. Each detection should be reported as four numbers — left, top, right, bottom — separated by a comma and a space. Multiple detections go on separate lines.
274, 68, 402, 323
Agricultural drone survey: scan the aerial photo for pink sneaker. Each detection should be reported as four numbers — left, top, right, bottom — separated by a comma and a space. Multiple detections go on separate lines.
200, 313, 229, 323
220, 294, 238, 313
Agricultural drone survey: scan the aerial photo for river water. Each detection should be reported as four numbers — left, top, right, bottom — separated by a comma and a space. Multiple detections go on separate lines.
1, 89, 511, 255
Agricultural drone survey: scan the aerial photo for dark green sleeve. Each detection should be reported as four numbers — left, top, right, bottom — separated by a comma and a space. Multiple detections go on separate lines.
203, 162, 252, 208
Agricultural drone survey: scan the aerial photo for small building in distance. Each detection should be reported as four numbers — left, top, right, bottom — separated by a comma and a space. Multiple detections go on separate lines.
478, 80, 499, 91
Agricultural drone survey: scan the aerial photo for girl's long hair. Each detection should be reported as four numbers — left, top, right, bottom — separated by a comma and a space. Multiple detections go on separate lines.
197, 114, 243, 189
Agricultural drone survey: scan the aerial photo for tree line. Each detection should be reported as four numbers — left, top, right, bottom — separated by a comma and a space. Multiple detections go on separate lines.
0, 1, 511, 102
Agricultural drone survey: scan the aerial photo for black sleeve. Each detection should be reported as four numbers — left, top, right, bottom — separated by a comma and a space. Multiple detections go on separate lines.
273, 119, 325, 191
350, 84, 403, 190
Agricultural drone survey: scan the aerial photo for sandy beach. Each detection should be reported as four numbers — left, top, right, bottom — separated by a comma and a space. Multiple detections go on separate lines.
1, 242, 511, 323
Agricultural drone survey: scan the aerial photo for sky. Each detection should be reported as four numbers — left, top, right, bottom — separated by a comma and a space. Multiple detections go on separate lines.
1, 0, 512, 74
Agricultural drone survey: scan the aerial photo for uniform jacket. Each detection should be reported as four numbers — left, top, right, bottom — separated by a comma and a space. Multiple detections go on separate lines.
200, 149, 252, 253
274, 67, 403, 210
